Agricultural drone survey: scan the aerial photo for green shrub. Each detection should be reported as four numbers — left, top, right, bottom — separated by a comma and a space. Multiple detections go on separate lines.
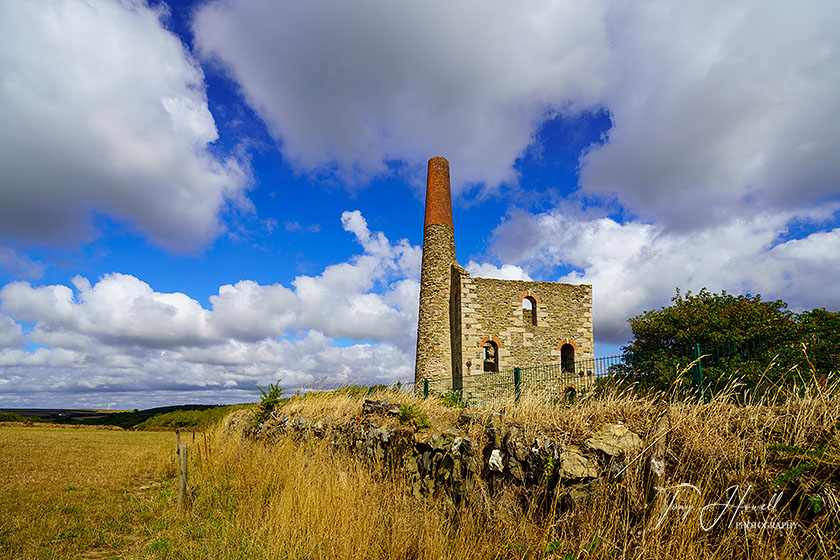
438, 390, 468, 408
255, 380, 285, 425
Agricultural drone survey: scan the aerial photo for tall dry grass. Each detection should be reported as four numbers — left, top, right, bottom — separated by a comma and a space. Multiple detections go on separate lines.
151, 379, 839, 559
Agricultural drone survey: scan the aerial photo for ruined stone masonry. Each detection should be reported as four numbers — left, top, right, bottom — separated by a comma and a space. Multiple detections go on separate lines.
414, 157, 594, 397
228, 405, 644, 506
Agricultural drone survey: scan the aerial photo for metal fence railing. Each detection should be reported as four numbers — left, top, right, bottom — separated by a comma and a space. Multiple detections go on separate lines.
621, 327, 839, 398
416, 327, 839, 407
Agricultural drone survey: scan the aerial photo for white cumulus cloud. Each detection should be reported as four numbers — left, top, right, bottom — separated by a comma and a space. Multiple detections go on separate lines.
192, 0, 840, 226
465, 261, 532, 281
0, 0, 249, 251
0, 314, 24, 349
491, 206, 840, 344
192, 0, 613, 190
580, 0, 840, 228
0, 212, 421, 407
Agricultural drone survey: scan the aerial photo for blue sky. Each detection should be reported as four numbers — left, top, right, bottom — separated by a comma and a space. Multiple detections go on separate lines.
1, 0, 839, 409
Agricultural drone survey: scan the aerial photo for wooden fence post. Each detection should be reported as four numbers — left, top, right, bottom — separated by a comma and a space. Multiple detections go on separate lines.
645, 411, 670, 529
178, 443, 188, 512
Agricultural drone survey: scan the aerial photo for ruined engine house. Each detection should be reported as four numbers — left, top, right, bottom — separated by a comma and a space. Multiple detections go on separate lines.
414, 157, 594, 390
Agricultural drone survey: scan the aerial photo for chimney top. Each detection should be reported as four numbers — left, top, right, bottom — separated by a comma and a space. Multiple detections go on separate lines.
424, 157, 453, 228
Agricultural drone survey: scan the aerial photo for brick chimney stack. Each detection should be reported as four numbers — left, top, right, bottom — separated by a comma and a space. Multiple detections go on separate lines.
415, 157, 457, 388
423, 157, 454, 228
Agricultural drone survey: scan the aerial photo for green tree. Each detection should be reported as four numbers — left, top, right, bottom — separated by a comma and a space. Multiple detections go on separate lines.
796, 307, 840, 332
254, 380, 285, 426
625, 288, 797, 357
792, 308, 840, 378
620, 289, 837, 395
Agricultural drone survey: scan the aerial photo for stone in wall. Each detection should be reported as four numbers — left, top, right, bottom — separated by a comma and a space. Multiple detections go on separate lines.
585, 423, 642, 457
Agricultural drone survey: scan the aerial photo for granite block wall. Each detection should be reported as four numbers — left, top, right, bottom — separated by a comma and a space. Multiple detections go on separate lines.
413, 156, 594, 398
455, 270, 593, 378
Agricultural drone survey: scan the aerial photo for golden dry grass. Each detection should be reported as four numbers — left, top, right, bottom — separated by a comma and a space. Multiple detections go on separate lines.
2, 385, 838, 559
148, 385, 837, 559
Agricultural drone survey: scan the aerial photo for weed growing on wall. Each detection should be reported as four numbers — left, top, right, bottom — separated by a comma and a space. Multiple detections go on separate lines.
438, 390, 470, 408
255, 380, 284, 425
397, 403, 429, 429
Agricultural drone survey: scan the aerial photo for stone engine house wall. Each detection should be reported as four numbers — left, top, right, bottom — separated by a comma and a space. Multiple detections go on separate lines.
453, 270, 594, 381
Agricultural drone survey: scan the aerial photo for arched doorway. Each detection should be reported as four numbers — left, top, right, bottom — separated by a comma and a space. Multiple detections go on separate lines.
560, 343, 575, 373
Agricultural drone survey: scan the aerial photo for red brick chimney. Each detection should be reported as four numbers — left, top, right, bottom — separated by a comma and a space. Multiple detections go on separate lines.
424, 157, 453, 228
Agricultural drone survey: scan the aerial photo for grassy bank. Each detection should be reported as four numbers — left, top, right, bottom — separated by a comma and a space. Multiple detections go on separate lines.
132, 404, 252, 431
159, 385, 839, 559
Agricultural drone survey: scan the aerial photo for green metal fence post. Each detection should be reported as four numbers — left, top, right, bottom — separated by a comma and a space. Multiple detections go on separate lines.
423, 378, 429, 399
514, 367, 521, 403
693, 343, 704, 403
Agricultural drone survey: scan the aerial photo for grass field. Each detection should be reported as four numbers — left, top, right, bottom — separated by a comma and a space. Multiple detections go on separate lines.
0, 426, 177, 559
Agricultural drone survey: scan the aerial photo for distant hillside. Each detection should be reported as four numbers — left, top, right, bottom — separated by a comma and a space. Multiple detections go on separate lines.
0, 404, 253, 430
0, 411, 48, 423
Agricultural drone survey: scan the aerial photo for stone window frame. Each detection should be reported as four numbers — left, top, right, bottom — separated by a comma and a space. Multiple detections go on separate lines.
479, 335, 502, 349
518, 290, 541, 326
556, 338, 577, 351
478, 336, 501, 373
557, 338, 577, 373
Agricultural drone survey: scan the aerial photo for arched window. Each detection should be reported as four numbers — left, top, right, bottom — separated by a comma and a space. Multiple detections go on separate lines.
560, 343, 575, 373
483, 340, 499, 373
522, 296, 537, 326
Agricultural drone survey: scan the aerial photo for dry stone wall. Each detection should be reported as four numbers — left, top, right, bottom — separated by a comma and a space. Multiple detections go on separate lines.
225, 403, 643, 507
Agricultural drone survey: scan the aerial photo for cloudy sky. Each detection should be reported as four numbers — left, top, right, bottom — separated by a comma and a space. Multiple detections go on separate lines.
1, 0, 838, 409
